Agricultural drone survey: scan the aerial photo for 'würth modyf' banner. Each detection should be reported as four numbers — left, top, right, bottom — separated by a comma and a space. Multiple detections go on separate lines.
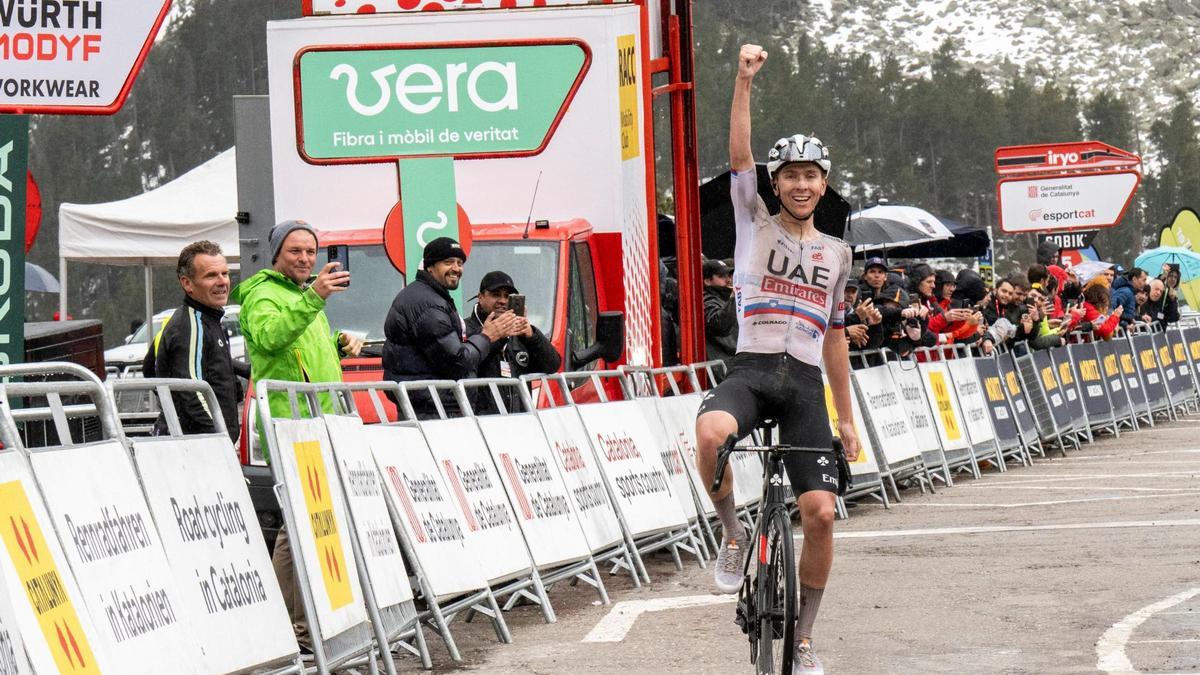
0, 0, 172, 114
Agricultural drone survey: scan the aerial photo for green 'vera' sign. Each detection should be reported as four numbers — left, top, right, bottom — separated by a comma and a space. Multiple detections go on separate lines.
297, 42, 589, 162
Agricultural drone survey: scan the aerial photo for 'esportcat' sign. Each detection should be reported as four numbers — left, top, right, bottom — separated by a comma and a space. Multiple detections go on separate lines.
0, 0, 171, 114
997, 170, 1141, 234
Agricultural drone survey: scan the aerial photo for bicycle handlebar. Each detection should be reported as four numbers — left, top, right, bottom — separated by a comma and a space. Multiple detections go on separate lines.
710, 435, 845, 493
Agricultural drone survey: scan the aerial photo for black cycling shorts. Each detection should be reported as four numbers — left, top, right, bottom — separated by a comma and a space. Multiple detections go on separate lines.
697, 352, 838, 496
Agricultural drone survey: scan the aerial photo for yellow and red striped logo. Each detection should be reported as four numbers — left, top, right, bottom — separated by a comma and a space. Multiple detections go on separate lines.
0, 481, 99, 673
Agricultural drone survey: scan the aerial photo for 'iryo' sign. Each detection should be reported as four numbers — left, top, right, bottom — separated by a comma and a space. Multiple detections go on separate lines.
295, 41, 590, 163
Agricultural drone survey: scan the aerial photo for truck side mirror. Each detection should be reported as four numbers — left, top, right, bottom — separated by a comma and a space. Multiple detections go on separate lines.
572, 311, 624, 367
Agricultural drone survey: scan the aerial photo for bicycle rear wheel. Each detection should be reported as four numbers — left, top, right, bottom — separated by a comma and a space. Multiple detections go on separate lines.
755, 506, 796, 674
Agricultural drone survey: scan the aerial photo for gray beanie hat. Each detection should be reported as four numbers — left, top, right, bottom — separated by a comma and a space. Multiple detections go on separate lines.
269, 219, 318, 263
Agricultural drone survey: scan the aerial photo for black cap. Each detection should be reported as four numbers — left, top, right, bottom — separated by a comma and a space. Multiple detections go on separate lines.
864, 256, 888, 271
422, 237, 467, 269
702, 259, 732, 279
478, 270, 519, 295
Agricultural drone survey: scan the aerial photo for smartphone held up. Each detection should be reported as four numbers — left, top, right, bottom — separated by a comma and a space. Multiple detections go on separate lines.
327, 245, 350, 287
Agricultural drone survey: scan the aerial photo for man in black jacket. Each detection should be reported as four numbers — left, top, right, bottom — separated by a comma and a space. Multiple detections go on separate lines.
154, 241, 244, 442
702, 259, 738, 363
383, 237, 523, 418
464, 270, 561, 413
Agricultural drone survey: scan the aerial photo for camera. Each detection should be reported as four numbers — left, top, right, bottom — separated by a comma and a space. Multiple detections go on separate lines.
904, 317, 921, 329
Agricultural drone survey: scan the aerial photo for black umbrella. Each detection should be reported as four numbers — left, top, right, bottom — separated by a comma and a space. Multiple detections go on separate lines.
853, 216, 990, 260
696, 163, 850, 261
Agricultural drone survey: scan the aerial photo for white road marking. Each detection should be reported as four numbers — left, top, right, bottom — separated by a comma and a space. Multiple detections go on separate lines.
582, 595, 736, 643
805, 519, 1200, 541
891, 492, 1200, 508
956, 485, 1200, 493
958, 471, 1199, 487
1072, 449, 1200, 459
1097, 587, 1200, 673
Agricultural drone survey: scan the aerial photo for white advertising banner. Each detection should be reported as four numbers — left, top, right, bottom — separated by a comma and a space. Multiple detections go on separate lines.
420, 418, 533, 585
29, 442, 202, 674
0, 452, 104, 674
0, 0, 171, 113
633, 398, 699, 521
573, 401, 688, 536
534, 408, 624, 553
132, 436, 297, 673
945, 358, 997, 444
998, 171, 1140, 233
652, 393, 717, 516
851, 366, 923, 466
887, 361, 944, 454
917, 361, 971, 452
271, 419, 367, 640
475, 414, 592, 569
322, 416, 414, 609
365, 425, 486, 601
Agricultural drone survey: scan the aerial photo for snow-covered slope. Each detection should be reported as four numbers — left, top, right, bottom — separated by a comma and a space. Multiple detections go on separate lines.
814, 0, 1197, 125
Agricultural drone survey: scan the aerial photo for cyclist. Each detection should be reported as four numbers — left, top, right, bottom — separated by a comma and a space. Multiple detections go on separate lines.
696, 43, 861, 674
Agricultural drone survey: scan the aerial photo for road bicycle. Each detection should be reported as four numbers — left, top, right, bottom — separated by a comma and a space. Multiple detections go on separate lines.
711, 433, 847, 674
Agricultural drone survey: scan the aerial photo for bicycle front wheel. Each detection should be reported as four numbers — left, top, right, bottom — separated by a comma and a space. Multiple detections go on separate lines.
755, 506, 796, 674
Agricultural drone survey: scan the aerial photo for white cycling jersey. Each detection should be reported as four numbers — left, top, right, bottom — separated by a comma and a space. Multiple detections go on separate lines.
730, 168, 852, 367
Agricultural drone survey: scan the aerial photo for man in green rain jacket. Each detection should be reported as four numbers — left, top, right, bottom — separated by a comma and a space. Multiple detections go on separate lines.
230, 219, 362, 648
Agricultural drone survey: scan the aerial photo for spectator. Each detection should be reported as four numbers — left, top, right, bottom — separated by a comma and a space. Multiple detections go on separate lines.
660, 260, 682, 366
1026, 285, 1067, 350
1110, 267, 1147, 327
1060, 268, 1083, 308
702, 259, 738, 363
383, 237, 523, 418
1163, 266, 1181, 293
1027, 263, 1049, 294
465, 270, 561, 413
231, 219, 362, 652
1141, 278, 1179, 330
1036, 240, 1059, 267
1079, 278, 1122, 339
1008, 272, 1031, 305
844, 285, 877, 350
1160, 266, 1184, 308
979, 277, 1031, 352
910, 264, 954, 344
927, 269, 981, 345
892, 295, 938, 357
952, 268, 988, 307
934, 269, 957, 309
1135, 287, 1150, 319
153, 241, 245, 442
857, 256, 907, 348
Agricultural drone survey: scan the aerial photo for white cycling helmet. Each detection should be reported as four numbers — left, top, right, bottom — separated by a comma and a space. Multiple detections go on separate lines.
767, 134, 831, 177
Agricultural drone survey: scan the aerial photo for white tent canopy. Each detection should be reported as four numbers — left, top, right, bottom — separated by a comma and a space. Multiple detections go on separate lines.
59, 147, 239, 264
57, 148, 238, 331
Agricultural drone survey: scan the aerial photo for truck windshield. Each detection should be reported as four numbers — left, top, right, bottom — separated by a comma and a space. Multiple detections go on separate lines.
461, 241, 559, 336
320, 240, 560, 343
321, 244, 401, 343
